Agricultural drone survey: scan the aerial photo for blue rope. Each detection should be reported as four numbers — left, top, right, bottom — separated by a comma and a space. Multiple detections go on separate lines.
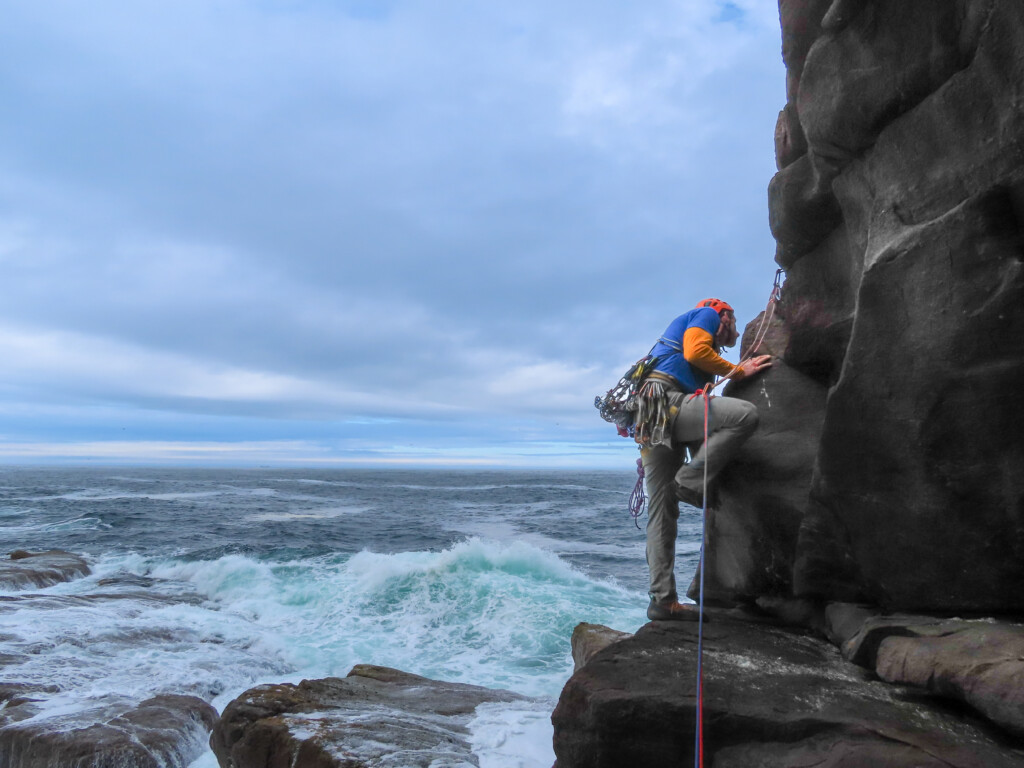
694, 387, 710, 768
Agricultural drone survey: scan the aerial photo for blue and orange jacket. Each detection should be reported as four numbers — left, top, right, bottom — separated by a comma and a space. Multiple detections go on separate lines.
650, 307, 737, 393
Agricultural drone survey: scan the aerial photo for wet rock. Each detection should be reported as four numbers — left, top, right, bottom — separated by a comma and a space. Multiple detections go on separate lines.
97, 572, 157, 589
0, 682, 60, 710
0, 693, 217, 768
211, 664, 528, 768
551, 613, 1024, 767
0, 550, 90, 590
571, 623, 631, 671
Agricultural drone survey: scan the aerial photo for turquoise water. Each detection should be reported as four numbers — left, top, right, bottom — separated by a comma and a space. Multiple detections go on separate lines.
0, 468, 704, 766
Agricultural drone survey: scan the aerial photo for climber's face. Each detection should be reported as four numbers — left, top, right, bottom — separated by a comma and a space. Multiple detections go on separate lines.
716, 310, 738, 349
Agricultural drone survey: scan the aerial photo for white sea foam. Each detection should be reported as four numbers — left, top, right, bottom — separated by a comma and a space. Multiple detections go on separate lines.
141, 538, 643, 698
15, 485, 285, 503
468, 699, 557, 768
248, 505, 369, 521
456, 520, 645, 560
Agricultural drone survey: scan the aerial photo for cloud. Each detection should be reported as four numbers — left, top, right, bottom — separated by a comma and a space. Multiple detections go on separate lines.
0, 0, 785, 465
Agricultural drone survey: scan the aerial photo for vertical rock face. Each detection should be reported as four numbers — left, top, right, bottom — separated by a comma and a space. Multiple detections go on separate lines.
704, 0, 1024, 613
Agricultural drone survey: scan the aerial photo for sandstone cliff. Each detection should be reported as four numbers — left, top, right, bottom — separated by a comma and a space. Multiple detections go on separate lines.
704, 0, 1024, 615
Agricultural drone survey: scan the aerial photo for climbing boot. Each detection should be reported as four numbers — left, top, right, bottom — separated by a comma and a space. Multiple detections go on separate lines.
647, 600, 709, 622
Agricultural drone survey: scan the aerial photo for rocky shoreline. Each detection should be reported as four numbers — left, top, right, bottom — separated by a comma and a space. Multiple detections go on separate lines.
0, 551, 218, 768
211, 665, 532, 767
7, 548, 1024, 767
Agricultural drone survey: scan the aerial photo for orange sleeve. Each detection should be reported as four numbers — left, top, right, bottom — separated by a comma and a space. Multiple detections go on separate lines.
683, 327, 740, 379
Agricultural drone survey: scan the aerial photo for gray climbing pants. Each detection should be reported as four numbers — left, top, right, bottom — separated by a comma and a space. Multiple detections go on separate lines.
642, 392, 759, 604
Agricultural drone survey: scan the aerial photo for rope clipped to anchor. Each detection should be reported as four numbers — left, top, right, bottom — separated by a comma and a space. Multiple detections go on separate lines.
702, 267, 784, 397
740, 267, 784, 361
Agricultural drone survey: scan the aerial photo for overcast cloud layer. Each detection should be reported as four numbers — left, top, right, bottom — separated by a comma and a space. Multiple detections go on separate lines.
0, 0, 785, 467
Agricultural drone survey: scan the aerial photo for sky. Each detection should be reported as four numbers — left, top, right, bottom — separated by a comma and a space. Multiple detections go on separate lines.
0, 0, 786, 469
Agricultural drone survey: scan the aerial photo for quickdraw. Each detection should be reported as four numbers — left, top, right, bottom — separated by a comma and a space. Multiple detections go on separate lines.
594, 352, 659, 438
734, 267, 783, 367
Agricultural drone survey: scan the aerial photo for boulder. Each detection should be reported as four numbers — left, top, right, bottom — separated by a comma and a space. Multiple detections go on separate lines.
0, 693, 217, 768
579, 1, 1024, 762
774, 223, 860, 385
0, 550, 90, 590
773, 102, 807, 170
823, 609, 1024, 739
876, 623, 1024, 738
211, 664, 528, 768
571, 622, 631, 671
552, 612, 1024, 767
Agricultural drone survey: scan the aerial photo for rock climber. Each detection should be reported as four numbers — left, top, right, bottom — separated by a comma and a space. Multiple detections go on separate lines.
634, 298, 772, 621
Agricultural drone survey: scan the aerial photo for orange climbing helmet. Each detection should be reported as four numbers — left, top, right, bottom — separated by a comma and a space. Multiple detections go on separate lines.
695, 298, 734, 316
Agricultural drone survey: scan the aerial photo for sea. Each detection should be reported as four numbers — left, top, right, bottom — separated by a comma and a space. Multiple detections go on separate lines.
0, 467, 704, 767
